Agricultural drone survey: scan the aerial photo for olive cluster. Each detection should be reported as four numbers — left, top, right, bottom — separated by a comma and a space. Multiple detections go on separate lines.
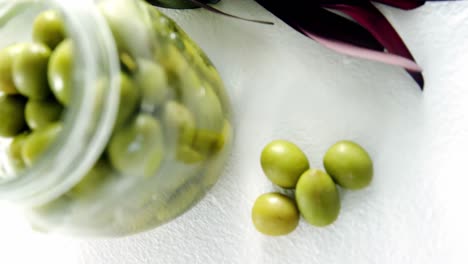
252, 140, 373, 236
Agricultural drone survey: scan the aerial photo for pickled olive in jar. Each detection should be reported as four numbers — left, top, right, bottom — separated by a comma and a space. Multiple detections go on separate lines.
68, 160, 114, 198
190, 86, 224, 132
203, 67, 230, 113
189, 87, 225, 155
162, 100, 204, 163
175, 145, 205, 164
115, 73, 140, 128
13, 43, 51, 100
120, 52, 138, 73
136, 59, 170, 108
0, 95, 27, 137
0, 43, 26, 94
177, 70, 223, 131
155, 183, 202, 222
216, 120, 233, 152
25, 99, 63, 130
48, 39, 72, 105
7, 133, 30, 171
32, 10, 65, 50
21, 123, 62, 167
160, 45, 189, 85
162, 100, 196, 146
192, 130, 221, 155
31, 195, 73, 220
181, 36, 208, 69
98, 0, 152, 55
107, 114, 164, 177
201, 149, 228, 188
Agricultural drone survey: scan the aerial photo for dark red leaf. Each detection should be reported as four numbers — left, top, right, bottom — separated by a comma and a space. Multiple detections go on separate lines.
318, 0, 426, 10
146, 0, 206, 9
323, 2, 424, 88
256, 1, 384, 51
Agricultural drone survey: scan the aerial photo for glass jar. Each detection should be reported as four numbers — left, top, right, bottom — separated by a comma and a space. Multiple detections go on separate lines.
0, 0, 232, 236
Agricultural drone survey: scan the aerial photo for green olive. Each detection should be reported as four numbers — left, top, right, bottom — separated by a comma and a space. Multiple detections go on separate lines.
7, 132, 29, 170
177, 69, 201, 98
136, 59, 169, 108
98, 0, 152, 56
98, 2, 128, 53
115, 73, 140, 128
260, 140, 310, 188
183, 37, 208, 68
323, 140, 373, 190
295, 169, 340, 227
119, 52, 137, 73
151, 11, 177, 38
214, 119, 232, 153
32, 10, 65, 50
251, 192, 299, 236
48, 39, 72, 105
13, 43, 51, 99
192, 129, 222, 156
162, 100, 196, 146
204, 67, 230, 114
155, 183, 201, 222
184, 86, 224, 155
162, 45, 189, 79
31, 194, 71, 219
76, 71, 140, 132
0, 95, 27, 137
180, 82, 224, 135
202, 153, 226, 188
168, 32, 186, 51
203, 80, 230, 117
25, 99, 63, 130
107, 114, 164, 177
68, 159, 113, 198
0, 43, 26, 94
205, 66, 224, 91
193, 86, 224, 132
175, 145, 205, 164
22, 123, 62, 166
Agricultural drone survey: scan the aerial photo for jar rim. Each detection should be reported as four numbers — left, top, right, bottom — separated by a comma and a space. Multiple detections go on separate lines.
0, 0, 121, 206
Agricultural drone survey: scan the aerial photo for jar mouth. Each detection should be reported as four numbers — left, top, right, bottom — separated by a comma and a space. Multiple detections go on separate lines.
0, 0, 120, 206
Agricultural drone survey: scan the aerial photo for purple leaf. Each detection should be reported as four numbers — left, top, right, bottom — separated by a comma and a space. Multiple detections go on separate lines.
255, 1, 384, 51
317, 0, 425, 9
323, 2, 424, 88
256, 0, 423, 88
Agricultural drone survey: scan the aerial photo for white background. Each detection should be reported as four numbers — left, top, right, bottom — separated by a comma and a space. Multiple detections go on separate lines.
1, 1, 468, 263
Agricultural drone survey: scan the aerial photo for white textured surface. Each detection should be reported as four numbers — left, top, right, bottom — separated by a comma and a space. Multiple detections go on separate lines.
1, 1, 468, 263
